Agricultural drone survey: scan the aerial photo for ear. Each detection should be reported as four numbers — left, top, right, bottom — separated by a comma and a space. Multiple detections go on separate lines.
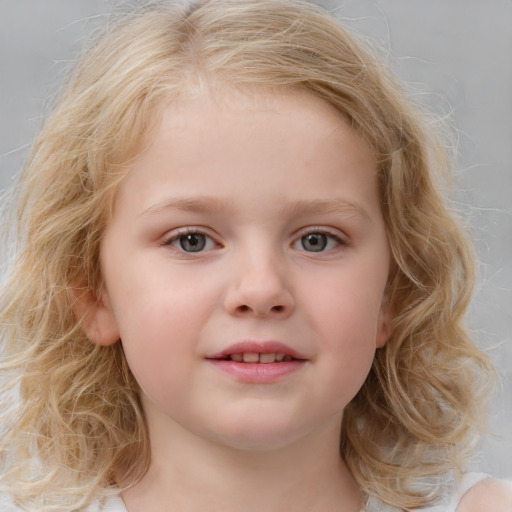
71, 286, 120, 346
376, 293, 393, 348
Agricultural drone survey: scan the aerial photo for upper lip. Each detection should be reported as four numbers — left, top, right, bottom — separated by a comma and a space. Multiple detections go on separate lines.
206, 341, 308, 360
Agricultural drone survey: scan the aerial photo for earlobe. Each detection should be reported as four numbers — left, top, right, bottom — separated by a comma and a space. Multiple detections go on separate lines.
71, 286, 120, 346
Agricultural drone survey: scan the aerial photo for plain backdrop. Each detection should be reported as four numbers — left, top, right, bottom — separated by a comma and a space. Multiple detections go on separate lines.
0, 0, 511, 480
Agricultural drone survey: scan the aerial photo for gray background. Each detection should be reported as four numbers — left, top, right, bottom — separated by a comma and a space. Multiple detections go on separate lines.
1, 0, 510, 479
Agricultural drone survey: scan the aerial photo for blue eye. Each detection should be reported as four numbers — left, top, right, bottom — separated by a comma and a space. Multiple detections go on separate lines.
165, 231, 217, 253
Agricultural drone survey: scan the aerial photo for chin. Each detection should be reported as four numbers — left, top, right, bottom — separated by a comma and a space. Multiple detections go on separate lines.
202, 415, 312, 453
215, 432, 303, 453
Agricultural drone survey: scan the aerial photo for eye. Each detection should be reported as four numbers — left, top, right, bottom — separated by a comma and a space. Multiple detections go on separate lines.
164, 230, 218, 253
293, 231, 344, 253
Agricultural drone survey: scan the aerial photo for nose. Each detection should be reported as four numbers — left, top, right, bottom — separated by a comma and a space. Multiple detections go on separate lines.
224, 252, 295, 318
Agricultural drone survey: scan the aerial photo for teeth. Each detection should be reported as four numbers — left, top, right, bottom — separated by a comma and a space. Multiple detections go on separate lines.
242, 352, 260, 363
228, 352, 292, 363
259, 353, 276, 364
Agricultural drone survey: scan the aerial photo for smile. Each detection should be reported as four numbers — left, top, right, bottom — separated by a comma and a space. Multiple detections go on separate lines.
206, 341, 307, 383
216, 352, 296, 363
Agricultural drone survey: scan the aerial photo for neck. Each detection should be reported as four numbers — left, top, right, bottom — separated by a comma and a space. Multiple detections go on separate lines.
122, 414, 360, 512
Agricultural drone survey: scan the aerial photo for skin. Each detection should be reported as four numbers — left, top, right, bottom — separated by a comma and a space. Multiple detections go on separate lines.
457, 479, 512, 512
84, 87, 393, 512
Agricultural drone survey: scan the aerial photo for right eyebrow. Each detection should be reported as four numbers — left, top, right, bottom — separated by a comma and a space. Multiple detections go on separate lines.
137, 195, 234, 218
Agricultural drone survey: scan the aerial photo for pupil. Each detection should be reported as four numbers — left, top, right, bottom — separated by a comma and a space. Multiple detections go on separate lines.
180, 233, 206, 252
302, 233, 327, 252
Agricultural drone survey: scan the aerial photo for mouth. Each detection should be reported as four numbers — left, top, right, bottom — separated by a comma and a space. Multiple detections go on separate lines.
213, 352, 297, 363
205, 341, 307, 382
206, 341, 307, 363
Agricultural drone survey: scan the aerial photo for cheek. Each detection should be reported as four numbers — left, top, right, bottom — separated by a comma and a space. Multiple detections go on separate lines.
307, 272, 385, 339
116, 295, 193, 361
304, 271, 385, 388
119, 307, 195, 414
318, 302, 378, 410
110, 276, 219, 396
112, 263, 215, 337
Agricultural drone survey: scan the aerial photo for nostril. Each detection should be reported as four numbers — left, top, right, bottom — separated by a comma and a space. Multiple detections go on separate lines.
235, 304, 285, 314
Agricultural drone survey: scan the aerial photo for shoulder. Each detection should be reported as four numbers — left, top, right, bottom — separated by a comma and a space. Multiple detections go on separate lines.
456, 478, 512, 512
82, 495, 126, 512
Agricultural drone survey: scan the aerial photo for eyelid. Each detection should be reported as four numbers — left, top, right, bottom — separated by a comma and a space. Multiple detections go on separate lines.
294, 225, 348, 242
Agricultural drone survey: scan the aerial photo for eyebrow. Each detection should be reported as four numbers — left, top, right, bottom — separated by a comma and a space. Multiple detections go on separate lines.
139, 196, 234, 217
279, 198, 371, 222
138, 195, 371, 222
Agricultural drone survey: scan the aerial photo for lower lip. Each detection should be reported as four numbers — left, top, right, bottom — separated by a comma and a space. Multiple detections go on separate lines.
208, 360, 305, 383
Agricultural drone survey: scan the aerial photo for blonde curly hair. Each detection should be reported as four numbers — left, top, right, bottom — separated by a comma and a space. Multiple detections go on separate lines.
0, 0, 494, 510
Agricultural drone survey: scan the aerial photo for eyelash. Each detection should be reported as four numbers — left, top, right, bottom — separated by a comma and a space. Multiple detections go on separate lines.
161, 227, 347, 254
162, 228, 219, 254
292, 227, 347, 253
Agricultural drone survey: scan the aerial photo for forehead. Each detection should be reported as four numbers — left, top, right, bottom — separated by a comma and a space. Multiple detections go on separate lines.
113, 86, 379, 219
138, 86, 374, 169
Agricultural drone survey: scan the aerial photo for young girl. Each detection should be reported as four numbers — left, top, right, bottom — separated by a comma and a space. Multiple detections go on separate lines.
0, 1, 510, 511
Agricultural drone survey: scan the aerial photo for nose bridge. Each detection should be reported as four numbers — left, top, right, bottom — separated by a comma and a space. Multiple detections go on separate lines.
225, 238, 294, 317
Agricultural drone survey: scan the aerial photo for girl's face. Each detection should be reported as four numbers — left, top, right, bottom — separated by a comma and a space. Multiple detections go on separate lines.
92, 88, 391, 451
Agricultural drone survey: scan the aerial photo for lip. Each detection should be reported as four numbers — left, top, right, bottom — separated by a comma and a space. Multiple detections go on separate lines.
206, 341, 308, 383
207, 341, 308, 361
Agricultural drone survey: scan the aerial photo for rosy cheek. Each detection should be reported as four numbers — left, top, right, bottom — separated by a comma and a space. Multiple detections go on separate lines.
319, 294, 381, 349
122, 334, 181, 405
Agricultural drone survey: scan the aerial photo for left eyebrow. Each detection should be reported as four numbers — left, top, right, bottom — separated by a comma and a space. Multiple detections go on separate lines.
279, 199, 372, 223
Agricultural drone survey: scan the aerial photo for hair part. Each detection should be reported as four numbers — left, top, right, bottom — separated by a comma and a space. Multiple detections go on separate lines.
0, 1, 494, 510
